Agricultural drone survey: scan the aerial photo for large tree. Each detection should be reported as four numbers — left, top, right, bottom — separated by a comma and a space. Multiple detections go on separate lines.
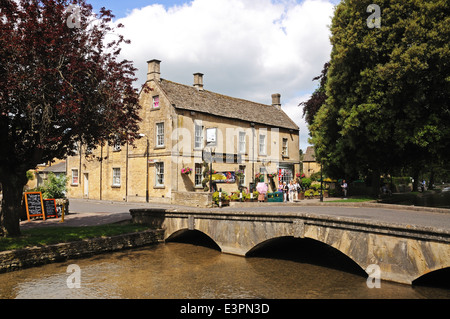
0, 0, 142, 236
310, 0, 450, 193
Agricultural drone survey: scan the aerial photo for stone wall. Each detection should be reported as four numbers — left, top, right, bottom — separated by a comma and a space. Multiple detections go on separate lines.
0, 229, 164, 273
171, 191, 212, 207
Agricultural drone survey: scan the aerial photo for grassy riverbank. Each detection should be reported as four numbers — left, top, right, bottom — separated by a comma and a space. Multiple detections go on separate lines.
327, 197, 376, 203
0, 223, 150, 252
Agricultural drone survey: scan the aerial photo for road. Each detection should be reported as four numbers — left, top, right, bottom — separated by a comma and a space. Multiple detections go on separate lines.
63, 198, 450, 231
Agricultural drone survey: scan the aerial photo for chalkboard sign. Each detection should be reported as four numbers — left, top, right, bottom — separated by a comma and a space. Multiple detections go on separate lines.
24, 192, 45, 221
43, 199, 58, 219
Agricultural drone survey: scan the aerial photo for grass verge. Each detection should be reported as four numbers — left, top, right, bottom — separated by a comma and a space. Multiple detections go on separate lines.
327, 197, 376, 203
0, 223, 150, 252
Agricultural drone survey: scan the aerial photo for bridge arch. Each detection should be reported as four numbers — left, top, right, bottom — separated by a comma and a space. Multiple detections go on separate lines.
246, 236, 368, 277
412, 266, 450, 288
130, 208, 450, 285
166, 229, 221, 252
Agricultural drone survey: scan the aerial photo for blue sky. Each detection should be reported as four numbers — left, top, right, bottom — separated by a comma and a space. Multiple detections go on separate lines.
86, 0, 340, 151
88, 0, 191, 18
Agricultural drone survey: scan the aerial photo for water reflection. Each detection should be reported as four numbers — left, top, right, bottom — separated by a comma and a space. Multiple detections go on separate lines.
0, 242, 449, 299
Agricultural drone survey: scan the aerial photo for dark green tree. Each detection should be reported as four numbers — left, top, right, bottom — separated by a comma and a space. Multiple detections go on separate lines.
310, 0, 450, 194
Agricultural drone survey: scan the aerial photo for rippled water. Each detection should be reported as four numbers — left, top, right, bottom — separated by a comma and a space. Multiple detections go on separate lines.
0, 240, 449, 299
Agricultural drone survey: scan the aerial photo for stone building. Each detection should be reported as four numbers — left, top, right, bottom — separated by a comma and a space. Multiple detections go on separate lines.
66, 60, 300, 205
302, 146, 320, 178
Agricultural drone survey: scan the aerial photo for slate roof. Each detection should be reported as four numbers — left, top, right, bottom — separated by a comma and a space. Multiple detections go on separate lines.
158, 79, 299, 131
42, 161, 66, 173
303, 146, 316, 162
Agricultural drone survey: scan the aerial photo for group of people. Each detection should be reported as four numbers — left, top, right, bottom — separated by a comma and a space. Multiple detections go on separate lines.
278, 180, 302, 202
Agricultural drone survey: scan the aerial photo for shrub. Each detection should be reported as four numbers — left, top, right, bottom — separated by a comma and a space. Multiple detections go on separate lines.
300, 177, 312, 189
41, 172, 67, 199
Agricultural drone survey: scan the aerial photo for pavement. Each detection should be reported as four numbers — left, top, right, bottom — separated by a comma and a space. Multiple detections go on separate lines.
19, 197, 450, 231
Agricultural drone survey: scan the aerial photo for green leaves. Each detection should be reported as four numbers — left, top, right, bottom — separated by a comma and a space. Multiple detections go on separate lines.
309, 0, 450, 181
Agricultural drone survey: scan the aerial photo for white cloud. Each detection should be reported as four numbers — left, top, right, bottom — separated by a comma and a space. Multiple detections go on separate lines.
115, 0, 335, 151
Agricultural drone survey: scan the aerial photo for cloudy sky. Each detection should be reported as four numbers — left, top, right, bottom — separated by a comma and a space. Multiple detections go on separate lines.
88, 0, 340, 152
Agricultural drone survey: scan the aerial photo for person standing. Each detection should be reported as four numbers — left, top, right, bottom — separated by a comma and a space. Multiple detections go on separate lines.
288, 180, 295, 202
341, 180, 348, 198
293, 180, 300, 201
282, 182, 288, 202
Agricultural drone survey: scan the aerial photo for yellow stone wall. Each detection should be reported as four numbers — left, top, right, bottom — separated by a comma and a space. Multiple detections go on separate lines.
66, 78, 300, 203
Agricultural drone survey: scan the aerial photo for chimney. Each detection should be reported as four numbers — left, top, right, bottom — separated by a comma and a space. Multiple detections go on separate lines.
147, 59, 161, 82
272, 93, 281, 110
193, 73, 204, 91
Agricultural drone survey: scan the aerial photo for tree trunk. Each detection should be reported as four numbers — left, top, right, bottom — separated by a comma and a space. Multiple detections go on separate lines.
0, 172, 28, 237
371, 170, 381, 197
429, 169, 435, 190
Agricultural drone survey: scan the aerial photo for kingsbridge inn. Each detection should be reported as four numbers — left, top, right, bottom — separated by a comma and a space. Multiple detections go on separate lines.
66, 60, 300, 206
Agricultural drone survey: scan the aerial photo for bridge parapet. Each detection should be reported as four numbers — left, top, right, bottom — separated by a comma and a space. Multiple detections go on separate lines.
130, 208, 450, 285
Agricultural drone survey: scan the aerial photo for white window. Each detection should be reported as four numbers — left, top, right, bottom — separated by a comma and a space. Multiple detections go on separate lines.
112, 168, 121, 186
194, 124, 204, 149
259, 134, 266, 155
156, 122, 164, 147
282, 138, 288, 157
156, 162, 164, 186
71, 169, 79, 185
195, 163, 203, 187
206, 128, 217, 146
239, 131, 246, 154
113, 135, 121, 152
152, 95, 160, 108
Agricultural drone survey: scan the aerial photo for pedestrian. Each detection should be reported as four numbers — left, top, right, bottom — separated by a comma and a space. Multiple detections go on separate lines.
282, 181, 288, 202
288, 180, 295, 202
257, 182, 268, 202
278, 182, 283, 193
341, 179, 348, 198
293, 180, 299, 201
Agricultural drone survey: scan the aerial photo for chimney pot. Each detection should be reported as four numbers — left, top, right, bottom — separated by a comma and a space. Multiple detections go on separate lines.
272, 93, 281, 109
193, 73, 204, 91
147, 59, 161, 82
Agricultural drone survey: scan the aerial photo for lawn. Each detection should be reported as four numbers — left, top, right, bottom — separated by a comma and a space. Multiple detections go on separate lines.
327, 197, 376, 203
0, 223, 150, 252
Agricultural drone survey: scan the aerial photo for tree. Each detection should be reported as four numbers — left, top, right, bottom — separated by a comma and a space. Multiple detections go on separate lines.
0, 0, 143, 237
310, 0, 450, 194
300, 62, 329, 126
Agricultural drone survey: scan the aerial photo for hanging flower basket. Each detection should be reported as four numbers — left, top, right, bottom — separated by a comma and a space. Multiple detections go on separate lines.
181, 167, 192, 175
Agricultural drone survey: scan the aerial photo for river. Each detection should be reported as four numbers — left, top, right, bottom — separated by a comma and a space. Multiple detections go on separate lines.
0, 235, 449, 300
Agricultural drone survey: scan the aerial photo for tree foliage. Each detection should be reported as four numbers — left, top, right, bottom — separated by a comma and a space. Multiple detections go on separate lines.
300, 62, 329, 126
0, 0, 143, 236
309, 0, 450, 192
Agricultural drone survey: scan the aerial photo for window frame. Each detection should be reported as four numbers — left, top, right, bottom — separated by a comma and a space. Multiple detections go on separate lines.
156, 122, 165, 148
155, 162, 165, 187
282, 138, 288, 157
152, 95, 160, 109
195, 163, 203, 187
71, 169, 79, 185
194, 123, 204, 149
238, 131, 246, 154
259, 134, 266, 155
112, 167, 121, 187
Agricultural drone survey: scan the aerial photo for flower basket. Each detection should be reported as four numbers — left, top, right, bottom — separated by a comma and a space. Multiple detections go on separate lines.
181, 167, 192, 175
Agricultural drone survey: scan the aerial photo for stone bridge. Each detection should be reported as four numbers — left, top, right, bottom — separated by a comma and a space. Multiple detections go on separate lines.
130, 208, 450, 285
